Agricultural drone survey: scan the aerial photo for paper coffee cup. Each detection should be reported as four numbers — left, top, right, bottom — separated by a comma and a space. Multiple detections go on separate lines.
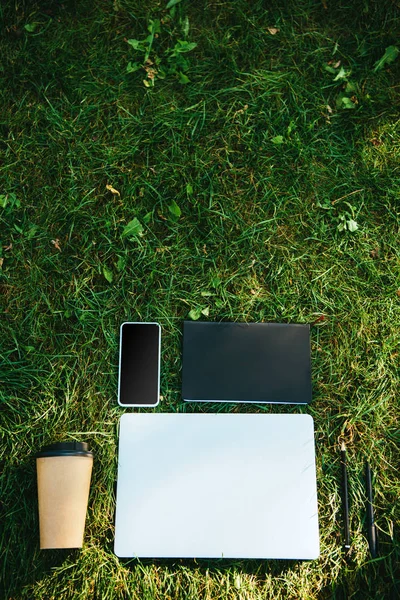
36, 442, 93, 549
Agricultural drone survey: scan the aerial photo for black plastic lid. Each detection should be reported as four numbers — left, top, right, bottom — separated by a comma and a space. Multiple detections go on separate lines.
36, 441, 93, 458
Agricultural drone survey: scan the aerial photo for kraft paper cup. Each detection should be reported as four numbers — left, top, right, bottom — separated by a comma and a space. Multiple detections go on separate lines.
36, 442, 93, 549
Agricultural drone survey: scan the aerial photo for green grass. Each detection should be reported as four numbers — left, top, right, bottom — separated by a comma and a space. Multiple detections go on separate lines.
1, 0, 399, 598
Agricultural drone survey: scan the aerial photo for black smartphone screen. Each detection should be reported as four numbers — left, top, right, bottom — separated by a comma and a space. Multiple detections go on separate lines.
118, 323, 160, 406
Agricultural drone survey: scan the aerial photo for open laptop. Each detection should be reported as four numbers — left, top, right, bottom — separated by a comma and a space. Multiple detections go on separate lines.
182, 321, 312, 404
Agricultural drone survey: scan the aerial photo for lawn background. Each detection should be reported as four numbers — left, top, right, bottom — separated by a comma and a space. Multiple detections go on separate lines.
0, 0, 399, 598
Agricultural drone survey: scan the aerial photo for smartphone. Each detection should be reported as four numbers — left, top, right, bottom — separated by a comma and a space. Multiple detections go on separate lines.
118, 322, 161, 407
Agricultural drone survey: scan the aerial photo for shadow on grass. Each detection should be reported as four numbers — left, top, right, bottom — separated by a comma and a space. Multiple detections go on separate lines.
119, 555, 305, 578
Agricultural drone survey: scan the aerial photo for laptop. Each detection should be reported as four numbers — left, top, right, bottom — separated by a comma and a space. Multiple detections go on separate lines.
182, 321, 312, 404
114, 413, 319, 559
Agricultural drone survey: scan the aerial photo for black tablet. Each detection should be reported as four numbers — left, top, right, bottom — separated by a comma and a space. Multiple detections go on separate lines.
182, 321, 312, 404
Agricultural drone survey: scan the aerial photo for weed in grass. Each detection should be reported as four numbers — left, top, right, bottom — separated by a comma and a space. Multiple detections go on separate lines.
126, 6, 197, 87
316, 198, 360, 233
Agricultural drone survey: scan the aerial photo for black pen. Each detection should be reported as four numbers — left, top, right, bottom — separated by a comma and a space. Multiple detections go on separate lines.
366, 461, 378, 558
340, 442, 350, 552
